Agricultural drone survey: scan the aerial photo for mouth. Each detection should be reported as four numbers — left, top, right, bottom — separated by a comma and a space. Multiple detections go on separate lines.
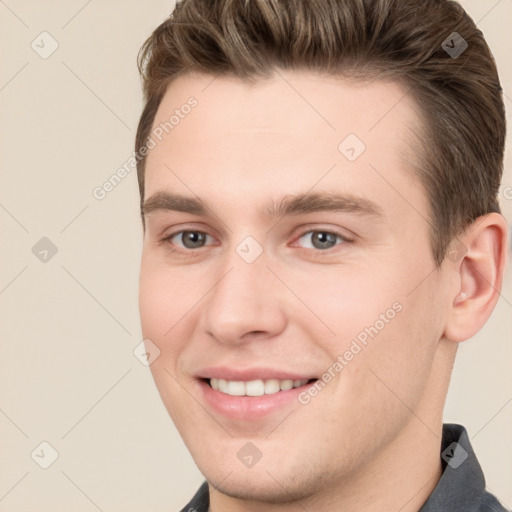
196, 375, 319, 421
203, 377, 317, 397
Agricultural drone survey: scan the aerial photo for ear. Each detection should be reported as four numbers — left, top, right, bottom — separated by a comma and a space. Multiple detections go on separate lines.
443, 213, 509, 343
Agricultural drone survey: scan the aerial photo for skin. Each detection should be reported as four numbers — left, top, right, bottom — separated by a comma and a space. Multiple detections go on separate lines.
138, 70, 508, 511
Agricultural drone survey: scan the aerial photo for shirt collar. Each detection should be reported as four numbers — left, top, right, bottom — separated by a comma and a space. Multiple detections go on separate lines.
419, 423, 486, 511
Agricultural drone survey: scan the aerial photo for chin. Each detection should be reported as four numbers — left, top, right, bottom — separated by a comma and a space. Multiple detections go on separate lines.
204, 474, 314, 504
194, 448, 328, 504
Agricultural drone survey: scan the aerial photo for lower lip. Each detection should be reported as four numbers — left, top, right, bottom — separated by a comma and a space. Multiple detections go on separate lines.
197, 379, 315, 421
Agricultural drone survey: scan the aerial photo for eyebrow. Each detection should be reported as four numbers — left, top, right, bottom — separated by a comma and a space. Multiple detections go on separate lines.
142, 191, 384, 220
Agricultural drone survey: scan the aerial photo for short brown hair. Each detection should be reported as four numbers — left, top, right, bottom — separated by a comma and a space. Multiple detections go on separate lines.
135, 0, 506, 266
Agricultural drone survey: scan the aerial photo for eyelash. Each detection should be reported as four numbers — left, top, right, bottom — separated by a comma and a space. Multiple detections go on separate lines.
160, 228, 353, 254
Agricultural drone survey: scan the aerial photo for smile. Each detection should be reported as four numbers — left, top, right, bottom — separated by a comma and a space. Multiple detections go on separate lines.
209, 378, 312, 397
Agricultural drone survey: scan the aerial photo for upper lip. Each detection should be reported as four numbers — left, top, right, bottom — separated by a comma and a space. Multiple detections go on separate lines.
196, 366, 317, 382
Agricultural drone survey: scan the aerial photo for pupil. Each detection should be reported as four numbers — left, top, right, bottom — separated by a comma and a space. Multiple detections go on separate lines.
313, 232, 335, 249
184, 231, 205, 248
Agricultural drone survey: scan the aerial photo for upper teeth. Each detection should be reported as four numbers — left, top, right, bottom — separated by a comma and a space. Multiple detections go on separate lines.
210, 378, 309, 397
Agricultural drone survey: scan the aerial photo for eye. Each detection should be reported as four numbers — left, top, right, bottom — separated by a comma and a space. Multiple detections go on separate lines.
160, 228, 352, 253
163, 230, 215, 250
293, 230, 350, 251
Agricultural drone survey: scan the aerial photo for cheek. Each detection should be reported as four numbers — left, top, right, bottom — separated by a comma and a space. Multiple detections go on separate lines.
349, 288, 442, 419
299, 261, 439, 398
139, 262, 194, 421
139, 254, 192, 330
139, 259, 186, 353
138, 267, 167, 338
139, 257, 211, 377
286, 265, 400, 353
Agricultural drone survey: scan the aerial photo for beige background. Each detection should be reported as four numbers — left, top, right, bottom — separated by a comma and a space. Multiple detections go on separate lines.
0, 1, 511, 510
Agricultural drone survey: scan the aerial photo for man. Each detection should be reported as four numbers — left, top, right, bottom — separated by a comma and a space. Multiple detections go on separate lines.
135, 0, 510, 510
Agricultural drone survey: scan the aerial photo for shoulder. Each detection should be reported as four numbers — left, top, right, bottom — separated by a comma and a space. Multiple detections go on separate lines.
479, 491, 511, 512
179, 481, 209, 512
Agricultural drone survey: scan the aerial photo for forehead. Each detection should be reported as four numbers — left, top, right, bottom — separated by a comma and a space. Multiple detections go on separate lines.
143, 70, 425, 217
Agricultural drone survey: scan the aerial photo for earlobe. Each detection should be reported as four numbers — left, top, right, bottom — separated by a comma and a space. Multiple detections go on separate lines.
444, 213, 508, 343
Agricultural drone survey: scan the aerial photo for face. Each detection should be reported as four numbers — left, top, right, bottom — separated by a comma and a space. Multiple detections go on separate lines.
139, 70, 453, 502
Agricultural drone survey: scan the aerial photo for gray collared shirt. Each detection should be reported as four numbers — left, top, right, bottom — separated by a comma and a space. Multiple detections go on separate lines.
180, 423, 510, 511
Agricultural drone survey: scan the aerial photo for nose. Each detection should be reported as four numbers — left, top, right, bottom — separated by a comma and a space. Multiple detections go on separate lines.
199, 251, 288, 346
